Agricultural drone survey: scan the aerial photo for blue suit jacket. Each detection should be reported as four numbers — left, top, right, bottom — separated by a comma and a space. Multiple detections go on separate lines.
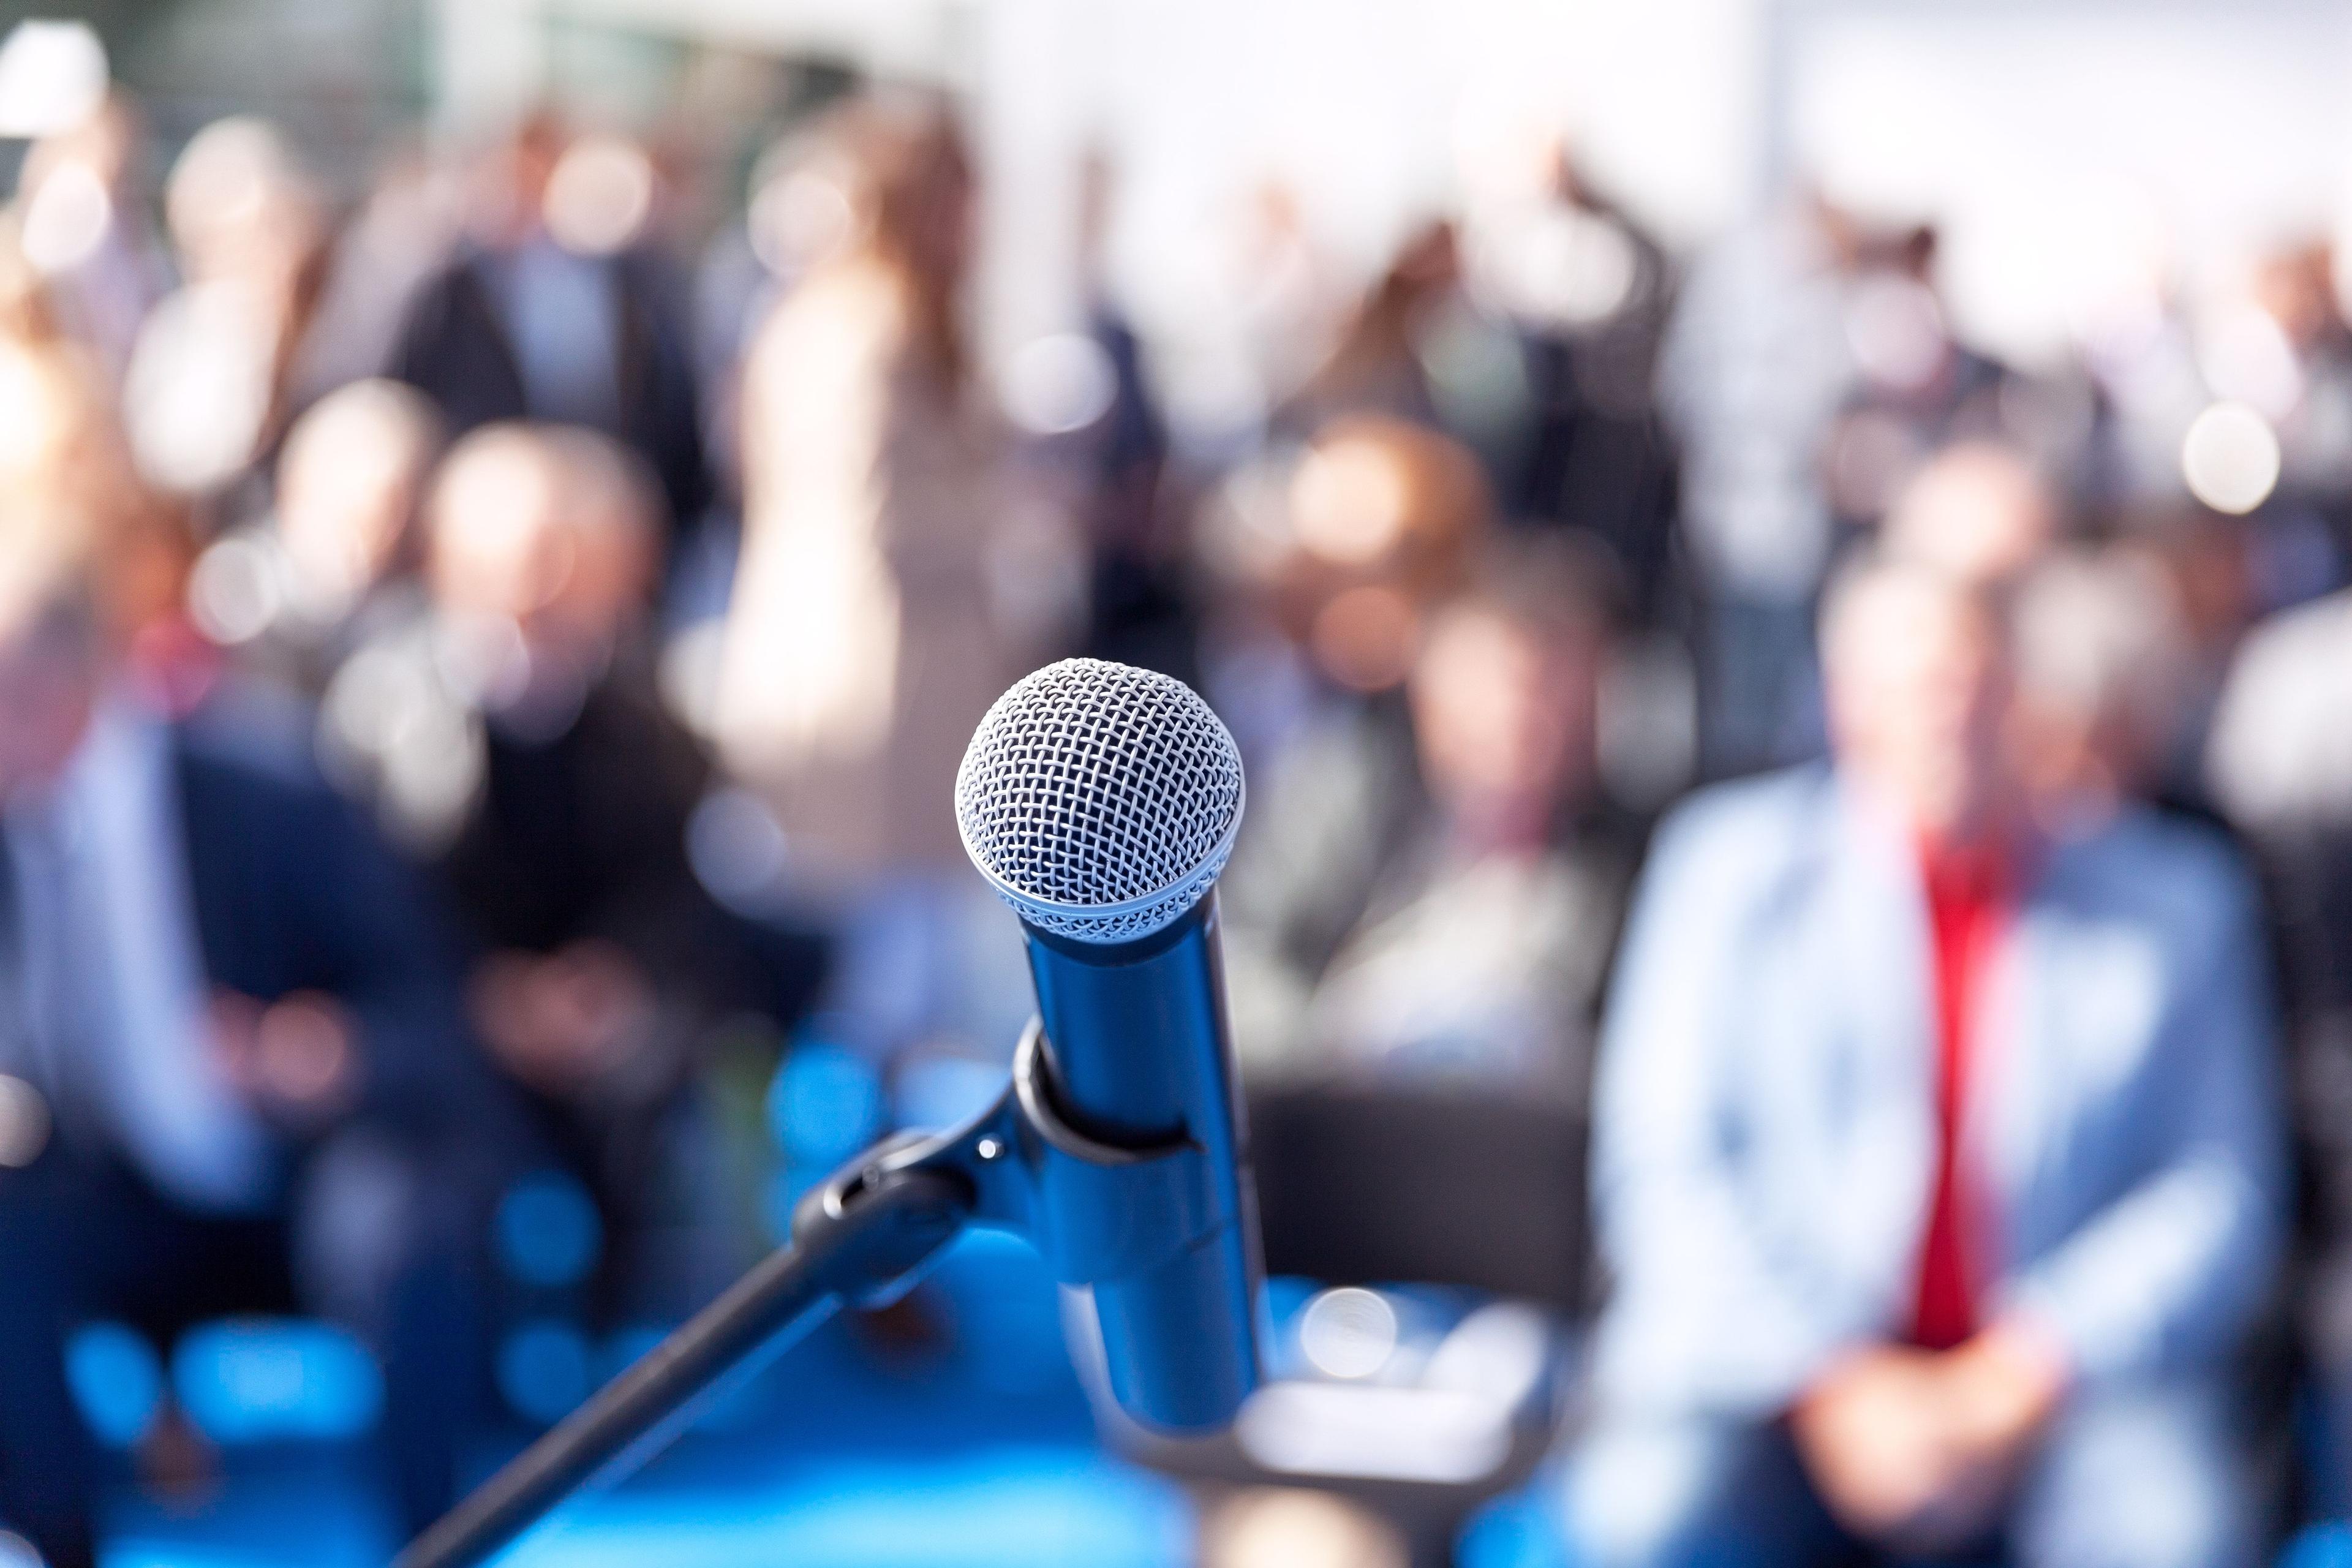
1589, 767, 2287, 1415
170, 688, 496, 1149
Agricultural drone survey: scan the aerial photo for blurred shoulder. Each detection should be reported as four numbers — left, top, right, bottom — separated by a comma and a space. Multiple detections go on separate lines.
1641, 764, 1836, 886
2057, 804, 2261, 940
398, 246, 496, 323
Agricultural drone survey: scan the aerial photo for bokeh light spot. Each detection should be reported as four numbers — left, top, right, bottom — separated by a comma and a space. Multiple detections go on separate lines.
498, 1319, 592, 1425
65, 1321, 162, 1447
496, 1170, 605, 1289
2181, 401, 2282, 515
768, 1038, 884, 1170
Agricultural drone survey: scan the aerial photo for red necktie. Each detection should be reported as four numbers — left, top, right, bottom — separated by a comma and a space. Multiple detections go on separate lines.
1911, 839, 2008, 1351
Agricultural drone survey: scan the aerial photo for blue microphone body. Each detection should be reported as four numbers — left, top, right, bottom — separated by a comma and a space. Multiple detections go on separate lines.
1023, 896, 1259, 1431
955, 657, 1265, 1434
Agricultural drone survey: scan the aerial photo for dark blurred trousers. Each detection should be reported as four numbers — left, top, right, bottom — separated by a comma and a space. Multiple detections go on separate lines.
0, 1129, 489, 1568
1566, 1379, 2262, 1568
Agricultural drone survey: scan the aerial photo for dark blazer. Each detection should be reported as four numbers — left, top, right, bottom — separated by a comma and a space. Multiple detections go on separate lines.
171, 687, 500, 1146
391, 245, 713, 543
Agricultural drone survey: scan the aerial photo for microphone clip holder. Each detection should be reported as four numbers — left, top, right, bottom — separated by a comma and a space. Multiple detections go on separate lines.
799, 1016, 1226, 1303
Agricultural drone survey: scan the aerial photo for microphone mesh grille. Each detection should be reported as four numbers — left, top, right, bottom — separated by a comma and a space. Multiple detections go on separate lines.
956, 658, 1245, 943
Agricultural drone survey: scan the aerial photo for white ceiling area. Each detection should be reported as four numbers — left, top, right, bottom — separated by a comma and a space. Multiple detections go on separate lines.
434, 0, 2352, 371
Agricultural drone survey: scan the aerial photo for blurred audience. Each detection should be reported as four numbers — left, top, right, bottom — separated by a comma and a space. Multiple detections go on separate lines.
1820, 225, 2010, 542
393, 113, 711, 548
123, 118, 331, 511
322, 422, 804, 1315
2224, 241, 2352, 611
290, 143, 467, 412
1458, 132, 1680, 619
186, 377, 442, 696
1575, 549, 2285, 1565
1657, 192, 1860, 776
2010, 545, 2198, 815
10, 93, 168, 389
2210, 571, 2352, 1495
1235, 537, 1636, 1091
0, 349, 505, 1565
0, 221, 193, 683
1215, 416, 1493, 1050
1276, 218, 1464, 438
1066, 150, 1194, 687
13, 43, 2352, 1561
712, 94, 1064, 1061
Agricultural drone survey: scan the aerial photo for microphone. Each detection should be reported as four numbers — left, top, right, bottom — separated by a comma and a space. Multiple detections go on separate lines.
954, 656, 1264, 1432
397, 657, 1264, 1568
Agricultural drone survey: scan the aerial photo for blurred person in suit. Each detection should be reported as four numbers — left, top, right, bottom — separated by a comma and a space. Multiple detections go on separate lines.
1065, 149, 1195, 688
0, 331, 507, 1567
120, 118, 333, 512
1239, 537, 1637, 1092
1275, 219, 1464, 439
185, 378, 442, 699
1572, 548, 2285, 1567
2008, 546, 2199, 819
1818, 227, 2012, 546
711, 94, 1069, 1064
9, 92, 171, 389
0, 219, 209, 722
1211, 416, 1494, 1060
393, 113, 711, 551
322, 422, 809, 1317
2217, 241, 2352, 612
1656, 191, 1862, 777
1457, 129, 1681, 623
2206, 567, 2352, 1507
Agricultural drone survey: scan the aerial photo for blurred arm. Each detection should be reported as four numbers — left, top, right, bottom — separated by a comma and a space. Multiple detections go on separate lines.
1997, 850, 2288, 1385
298, 782, 505, 1139
1591, 791, 1866, 1414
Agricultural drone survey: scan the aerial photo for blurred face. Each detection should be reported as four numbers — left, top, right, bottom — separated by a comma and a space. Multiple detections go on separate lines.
1292, 435, 1415, 568
543, 135, 655, 257
428, 439, 648, 667
471, 118, 566, 245
510, 119, 565, 210
1285, 424, 1484, 692
277, 418, 423, 606
557, 499, 652, 647
1410, 608, 1597, 842
1884, 449, 2054, 592
1826, 573, 2013, 838
429, 442, 572, 631
165, 121, 320, 290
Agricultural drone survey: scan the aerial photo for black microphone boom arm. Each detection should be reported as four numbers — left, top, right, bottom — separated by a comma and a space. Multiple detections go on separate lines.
396, 1020, 1226, 1568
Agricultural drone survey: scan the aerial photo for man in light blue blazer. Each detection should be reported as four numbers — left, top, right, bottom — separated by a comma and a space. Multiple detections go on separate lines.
1570, 551, 2287, 1566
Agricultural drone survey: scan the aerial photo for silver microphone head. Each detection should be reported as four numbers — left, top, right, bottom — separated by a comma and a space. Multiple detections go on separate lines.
955, 658, 1246, 944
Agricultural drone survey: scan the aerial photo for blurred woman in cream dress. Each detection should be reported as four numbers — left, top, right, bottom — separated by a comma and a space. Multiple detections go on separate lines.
714, 97, 1072, 1054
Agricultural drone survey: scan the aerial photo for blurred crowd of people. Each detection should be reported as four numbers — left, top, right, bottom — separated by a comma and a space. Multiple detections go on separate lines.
6, 61, 2352, 1568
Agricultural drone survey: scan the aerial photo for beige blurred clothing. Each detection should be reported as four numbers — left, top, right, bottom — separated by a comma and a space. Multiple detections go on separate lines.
717, 261, 1063, 891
